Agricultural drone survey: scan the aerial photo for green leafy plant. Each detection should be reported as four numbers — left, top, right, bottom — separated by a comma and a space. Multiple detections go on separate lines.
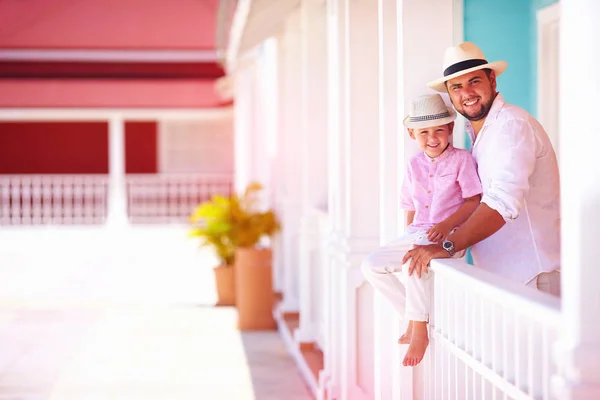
188, 182, 281, 265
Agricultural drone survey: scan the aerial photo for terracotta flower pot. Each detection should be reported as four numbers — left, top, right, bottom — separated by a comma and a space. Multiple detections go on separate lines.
235, 247, 276, 330
213, 264, 235, 306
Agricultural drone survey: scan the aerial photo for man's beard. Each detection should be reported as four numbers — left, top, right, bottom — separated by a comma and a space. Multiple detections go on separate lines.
457, 94, 496, 121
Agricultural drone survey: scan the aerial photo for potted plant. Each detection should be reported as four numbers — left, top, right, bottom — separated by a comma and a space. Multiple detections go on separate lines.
227, 182, 280, 330
189, 182, 281, 326
189, 194, 236, 306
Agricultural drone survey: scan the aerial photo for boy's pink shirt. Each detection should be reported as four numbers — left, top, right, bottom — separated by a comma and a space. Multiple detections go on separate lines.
400, 145, 482, 229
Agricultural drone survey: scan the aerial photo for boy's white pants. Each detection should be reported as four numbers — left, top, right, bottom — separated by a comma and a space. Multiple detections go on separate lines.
361, 229, 463, 322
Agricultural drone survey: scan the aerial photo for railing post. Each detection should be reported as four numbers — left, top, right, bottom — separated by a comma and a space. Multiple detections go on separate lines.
553, 0, 600, 398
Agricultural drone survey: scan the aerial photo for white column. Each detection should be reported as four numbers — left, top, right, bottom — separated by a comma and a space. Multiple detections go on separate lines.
258, 38, 280, 205
374, 1, 456, 398
277, 11, 303, 313
327, 0, 382, 398
106, 116, 128, 228
296, 0, 329, 345
553, 1, 600, 399
233, 61, 256, 193
374, 0, 403, 398
270, 35, 286, 296
324, 0, 347, 396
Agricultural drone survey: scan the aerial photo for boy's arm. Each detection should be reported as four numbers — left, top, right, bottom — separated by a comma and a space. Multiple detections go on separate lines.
440, 194, 481, 228
405, 210, 415, 227
426, 194, 481, 242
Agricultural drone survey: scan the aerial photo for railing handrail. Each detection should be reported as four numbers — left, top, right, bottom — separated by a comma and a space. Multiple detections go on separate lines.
0, 173, 232, 179
430, 258, 561, 324
126, 172, 233, 178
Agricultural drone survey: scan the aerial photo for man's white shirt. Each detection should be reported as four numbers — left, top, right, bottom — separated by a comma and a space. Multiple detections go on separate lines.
465, 93, 561, 284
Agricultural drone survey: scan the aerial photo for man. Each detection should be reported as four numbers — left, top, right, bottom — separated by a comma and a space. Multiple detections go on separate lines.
402, 42, 561, 296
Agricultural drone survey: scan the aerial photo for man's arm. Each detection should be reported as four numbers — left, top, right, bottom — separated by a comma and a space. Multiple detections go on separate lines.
402, 202, 505, 277
448, 202, 506, 252
449, 120, 537, 250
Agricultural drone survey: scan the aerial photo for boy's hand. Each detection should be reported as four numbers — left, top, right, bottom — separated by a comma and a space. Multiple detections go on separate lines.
426, 221, 452, 243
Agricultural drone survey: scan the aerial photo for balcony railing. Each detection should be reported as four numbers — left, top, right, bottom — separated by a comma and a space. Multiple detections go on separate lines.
125, 173, 233, 224
426, 260, 560, 399
0, 173, 233, 226
0, 174, 109, 225
289, 207, 561, 399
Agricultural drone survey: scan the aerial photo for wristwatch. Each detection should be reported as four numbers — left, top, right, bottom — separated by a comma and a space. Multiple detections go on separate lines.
442, 240, 456, 257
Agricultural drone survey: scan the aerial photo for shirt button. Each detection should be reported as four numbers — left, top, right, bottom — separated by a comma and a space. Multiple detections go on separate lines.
425, 205, 429, 208
429, 174, 433, 178
431, 159, 435, 162
428, 190, 431, 194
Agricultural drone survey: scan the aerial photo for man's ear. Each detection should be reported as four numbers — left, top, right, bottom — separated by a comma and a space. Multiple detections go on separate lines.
489, 70, 498, 91
407, 128, 415, 139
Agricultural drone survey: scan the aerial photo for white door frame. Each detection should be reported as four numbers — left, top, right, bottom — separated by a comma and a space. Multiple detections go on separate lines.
537, 3, 561, 160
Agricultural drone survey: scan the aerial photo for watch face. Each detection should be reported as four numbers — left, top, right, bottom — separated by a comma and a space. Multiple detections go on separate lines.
443, 241, 452, 250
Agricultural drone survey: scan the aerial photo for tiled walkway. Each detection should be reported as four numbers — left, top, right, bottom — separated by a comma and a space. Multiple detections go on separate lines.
0, 226, 311, 400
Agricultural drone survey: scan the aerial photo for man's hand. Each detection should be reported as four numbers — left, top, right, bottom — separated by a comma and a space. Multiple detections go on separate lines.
426, 221, 453, 243
402, 244, 450, 278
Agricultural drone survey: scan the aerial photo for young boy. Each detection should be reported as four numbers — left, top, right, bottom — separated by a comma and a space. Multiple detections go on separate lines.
361, 94, 482, 367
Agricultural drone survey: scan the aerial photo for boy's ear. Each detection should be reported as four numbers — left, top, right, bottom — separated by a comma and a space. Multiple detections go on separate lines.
407, 128, 415, 139
448, 122, 455, 133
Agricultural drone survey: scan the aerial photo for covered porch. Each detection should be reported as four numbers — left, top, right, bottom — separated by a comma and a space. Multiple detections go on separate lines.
221, 0, 599, 399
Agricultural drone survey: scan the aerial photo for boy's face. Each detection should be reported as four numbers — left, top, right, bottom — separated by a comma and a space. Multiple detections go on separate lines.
408, 122, 454, 158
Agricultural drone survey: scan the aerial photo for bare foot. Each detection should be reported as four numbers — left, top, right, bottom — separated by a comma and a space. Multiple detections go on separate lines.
398, 320, 413, 344
402, 336, 429, 366
402, 321, 429, 367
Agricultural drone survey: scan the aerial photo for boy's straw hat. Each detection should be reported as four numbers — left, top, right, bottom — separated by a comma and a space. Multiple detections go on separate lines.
403, 94, 456, 129
427, 42, 508, 92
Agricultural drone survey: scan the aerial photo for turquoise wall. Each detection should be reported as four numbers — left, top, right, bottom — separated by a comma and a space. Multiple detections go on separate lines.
533, 0, 559, 9
464, 0, 533, 114
462, 0, 558, 138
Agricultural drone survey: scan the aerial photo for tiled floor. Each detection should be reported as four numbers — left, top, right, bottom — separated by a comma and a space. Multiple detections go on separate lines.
0, 226, 311, 400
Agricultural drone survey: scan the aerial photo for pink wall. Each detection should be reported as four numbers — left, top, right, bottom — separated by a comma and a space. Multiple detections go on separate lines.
0, 80, 229, 108
0, 0, 219, 49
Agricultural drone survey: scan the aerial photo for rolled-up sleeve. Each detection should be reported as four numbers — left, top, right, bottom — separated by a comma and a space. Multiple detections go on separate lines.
400, 164, 415, 211
481, 119, 537, 221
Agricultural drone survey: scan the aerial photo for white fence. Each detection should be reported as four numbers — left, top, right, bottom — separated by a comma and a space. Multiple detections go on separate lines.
0, 174, 234, 226
290, 225, 562, 399
425, 260, 561, 400
125, 173, 233, 224
0, 174, 109, 225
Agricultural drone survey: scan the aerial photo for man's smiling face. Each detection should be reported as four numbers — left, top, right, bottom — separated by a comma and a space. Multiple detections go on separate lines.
446, 69, 497, 121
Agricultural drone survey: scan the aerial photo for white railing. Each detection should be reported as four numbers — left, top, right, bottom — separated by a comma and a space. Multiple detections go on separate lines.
125, 173, 233, 224
425, 259, 561, 400
0, 174, 109, 225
